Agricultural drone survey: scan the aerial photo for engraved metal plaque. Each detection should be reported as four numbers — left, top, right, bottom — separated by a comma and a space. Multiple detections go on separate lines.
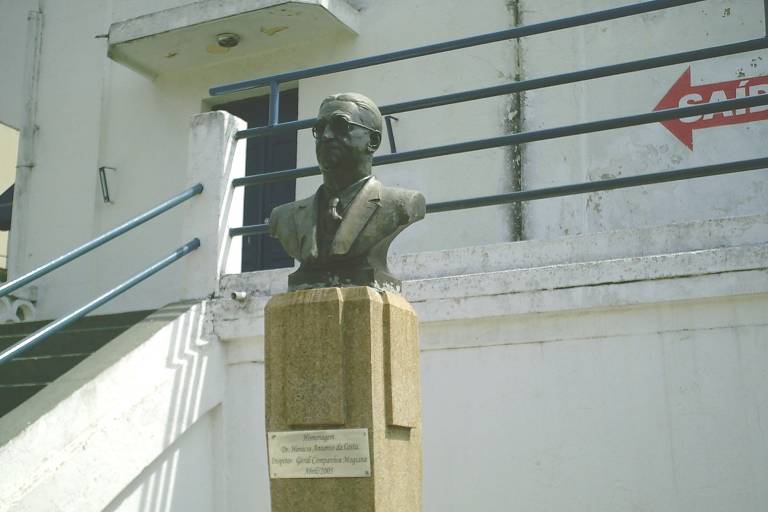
267, 428, 371, 479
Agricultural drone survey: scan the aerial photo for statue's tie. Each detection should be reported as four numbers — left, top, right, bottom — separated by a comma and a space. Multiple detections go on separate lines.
327, 196, 343, 224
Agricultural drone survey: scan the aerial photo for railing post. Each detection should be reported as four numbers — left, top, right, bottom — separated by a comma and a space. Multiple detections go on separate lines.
180, 111, 246, 299
268, 80, 280, 126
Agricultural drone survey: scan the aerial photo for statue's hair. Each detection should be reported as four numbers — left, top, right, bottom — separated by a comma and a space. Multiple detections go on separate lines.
321, 92, 382, 132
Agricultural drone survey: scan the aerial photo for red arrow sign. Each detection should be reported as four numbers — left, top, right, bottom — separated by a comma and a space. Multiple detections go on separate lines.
654, 67, 768, 149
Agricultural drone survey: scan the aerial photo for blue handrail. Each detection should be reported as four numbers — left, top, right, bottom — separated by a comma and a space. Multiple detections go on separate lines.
0, 238, 200, 366
425, 157, 768, 213
212, 0, 706, 127
214, 0, 768, 242
234, 37, 768, 141
0, 183, 203, 299
229, 157, 768, 239
230, 93, 768, 189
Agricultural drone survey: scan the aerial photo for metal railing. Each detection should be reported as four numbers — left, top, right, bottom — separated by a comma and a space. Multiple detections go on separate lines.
0, 184, 202, 299
0, 239, 200, 365
0, 185, 204, 365
210, 0, 768, 240
231, 37, 768, 142
211, 0, 708, 99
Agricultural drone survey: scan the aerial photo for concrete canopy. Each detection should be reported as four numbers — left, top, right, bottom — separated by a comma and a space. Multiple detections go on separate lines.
108, 0, 360, 78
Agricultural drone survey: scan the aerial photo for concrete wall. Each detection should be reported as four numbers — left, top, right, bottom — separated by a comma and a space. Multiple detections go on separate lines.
419, 294, 768, 511
0, 124, 18, 270
520, 0, 768, 239
2, 213, 766, 511
1, 2, 765, 507
0, 0, 515, 319
0, 0, 35, 275
0, 0, 31, 131
213, 212, 768, 512
0, 0, 764, 317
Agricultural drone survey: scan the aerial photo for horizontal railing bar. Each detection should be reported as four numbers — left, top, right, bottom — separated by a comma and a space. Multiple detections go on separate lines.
210, 0, 704, 96
427, 157, 768, 213
375, 94, 768, 165
228, 157, 768, 238
230, 224, 270, 237
381, 38, 768, 115
232, 165, 317, 187
236, 37, 768, 140
0, 183, 203, 299
236, 118, 316, 140
232, 93, 768, 188
0, 239, 200, 366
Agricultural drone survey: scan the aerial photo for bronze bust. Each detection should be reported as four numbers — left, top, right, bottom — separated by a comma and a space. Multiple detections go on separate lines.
268, 93, 425, 291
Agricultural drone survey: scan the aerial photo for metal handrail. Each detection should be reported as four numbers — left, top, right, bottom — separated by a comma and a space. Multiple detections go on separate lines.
229, 157, 768, 239
216, 0, 768, 240
426, 157, 768, 213
231, 93, 768, 188
0, 183, 203, 299
0, 238, 200, 366
234, 37, 768, 140
210, 0, 704, 97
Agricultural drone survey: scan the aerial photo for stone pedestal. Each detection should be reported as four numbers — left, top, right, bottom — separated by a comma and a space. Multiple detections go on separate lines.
264, 287, 422, 512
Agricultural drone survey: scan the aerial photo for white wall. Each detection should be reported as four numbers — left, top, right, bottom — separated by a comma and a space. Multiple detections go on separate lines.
0, 0, 517, 319
520, 0, 768, 239
0, 0, 36, 277
6, 0, 111, 314
0, 0, 764, 319
103, 408, 224, 512
3, 213, 766, 511
0, 125, 19, 270
0, 0, 32, 131
1, 4, 765, 507
215, 213, 768, 512
420, 295, 768, 511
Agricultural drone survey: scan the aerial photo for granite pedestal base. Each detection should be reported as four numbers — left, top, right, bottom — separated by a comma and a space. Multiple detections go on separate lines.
264, 286, 422, 512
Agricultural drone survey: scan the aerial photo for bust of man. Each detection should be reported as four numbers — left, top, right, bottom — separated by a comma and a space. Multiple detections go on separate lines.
268, 92, 425, 291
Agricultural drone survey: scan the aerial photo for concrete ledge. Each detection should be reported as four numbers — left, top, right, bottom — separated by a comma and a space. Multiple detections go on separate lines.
393, 213, 768, 280
211, 214, 768, 356
220, 213, 768, 297
411, 244, 768, 301
108, 0, 360, 77
211, 245, 768, 348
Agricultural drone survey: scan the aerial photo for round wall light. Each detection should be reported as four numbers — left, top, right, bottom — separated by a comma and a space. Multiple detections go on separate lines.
216, 33, 241, 48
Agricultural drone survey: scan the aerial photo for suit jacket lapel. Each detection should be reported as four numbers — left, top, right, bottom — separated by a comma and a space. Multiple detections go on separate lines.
331, 178, 381, 255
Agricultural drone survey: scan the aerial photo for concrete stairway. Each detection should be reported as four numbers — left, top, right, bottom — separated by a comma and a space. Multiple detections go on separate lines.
0, 310, 153, 418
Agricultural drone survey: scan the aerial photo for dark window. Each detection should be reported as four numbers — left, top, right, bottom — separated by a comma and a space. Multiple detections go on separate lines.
215, 90, 298, 271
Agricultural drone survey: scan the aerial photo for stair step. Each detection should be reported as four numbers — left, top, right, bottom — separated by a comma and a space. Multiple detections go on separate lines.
0, 310, 154, 418
0, 310, 152, 353
0, 353, 90, 385
0, 326, 136, 356
0, 384, 46, 416
0, 310, 151, 336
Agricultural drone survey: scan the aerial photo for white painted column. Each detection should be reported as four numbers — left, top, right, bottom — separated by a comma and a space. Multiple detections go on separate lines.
180, 111, 245, 300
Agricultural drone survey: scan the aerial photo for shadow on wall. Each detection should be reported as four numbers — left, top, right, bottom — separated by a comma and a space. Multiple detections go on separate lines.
103, 304, 223, 512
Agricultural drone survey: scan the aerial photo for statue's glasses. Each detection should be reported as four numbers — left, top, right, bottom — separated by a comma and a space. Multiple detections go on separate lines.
312, 115, 381, 139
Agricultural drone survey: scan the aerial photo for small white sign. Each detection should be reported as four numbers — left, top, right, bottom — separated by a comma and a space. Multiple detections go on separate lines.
267, 428, 371, 479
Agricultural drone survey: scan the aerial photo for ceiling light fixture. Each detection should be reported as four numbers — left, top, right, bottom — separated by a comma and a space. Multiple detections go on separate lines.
216, 33, 241, 48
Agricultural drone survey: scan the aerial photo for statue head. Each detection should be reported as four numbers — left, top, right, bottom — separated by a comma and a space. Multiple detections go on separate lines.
313, 92, 383, 192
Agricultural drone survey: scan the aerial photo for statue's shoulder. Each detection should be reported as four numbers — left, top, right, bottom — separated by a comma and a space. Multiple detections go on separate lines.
268, 194, 315, 234
377, 182, 426, 223
270, 195, 313, 218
